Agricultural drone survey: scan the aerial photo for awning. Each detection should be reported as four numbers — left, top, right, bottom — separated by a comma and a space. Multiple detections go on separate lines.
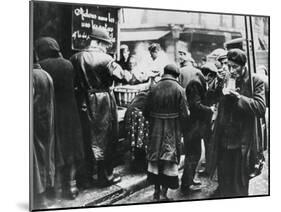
120, 30, 170, 42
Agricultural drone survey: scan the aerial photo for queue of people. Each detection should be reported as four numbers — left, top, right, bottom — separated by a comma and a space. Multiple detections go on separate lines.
32, 27, 267, 207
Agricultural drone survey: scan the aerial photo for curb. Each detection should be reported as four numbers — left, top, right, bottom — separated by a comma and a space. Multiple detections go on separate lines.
88, 175, 149, 206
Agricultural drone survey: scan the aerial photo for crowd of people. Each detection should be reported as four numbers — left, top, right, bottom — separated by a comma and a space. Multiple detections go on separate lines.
32, 27, 268, 207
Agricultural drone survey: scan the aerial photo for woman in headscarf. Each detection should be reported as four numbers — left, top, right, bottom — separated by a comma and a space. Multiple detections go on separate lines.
124, 91, 150, 172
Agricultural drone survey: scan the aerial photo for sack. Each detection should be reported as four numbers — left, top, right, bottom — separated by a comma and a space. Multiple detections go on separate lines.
249, 151, 265, 179
248, 118, 266, 179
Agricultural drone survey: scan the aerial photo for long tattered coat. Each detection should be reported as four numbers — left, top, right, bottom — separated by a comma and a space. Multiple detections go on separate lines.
207, 70, 266, 196
33, 64, 55, 194
145, 76, 189, 164
39, 53, 84, 166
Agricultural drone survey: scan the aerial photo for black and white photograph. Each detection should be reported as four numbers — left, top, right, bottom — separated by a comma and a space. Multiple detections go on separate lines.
29, 0, 269, 211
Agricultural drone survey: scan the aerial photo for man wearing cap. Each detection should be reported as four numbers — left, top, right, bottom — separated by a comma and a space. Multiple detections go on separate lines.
176, 48, 210, 192
198, 62, 221, 175
145, 64, 189, 201
208, 48, 266, 197
178, 48, 200, 89
180, 61, 216, 193
70, 28, 126, 187
35, 37, 84, 199
207, 48, 229, 82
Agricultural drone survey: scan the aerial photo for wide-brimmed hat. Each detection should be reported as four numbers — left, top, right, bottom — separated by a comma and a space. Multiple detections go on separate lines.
89, 27, 112, 45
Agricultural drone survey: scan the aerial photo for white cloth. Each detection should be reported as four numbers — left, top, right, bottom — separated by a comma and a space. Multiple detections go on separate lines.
148, 161, 179, 177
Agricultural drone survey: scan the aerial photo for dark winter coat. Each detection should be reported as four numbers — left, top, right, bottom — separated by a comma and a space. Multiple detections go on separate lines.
179, 62, 201, 89
207, 69, 266, 182
36, 38, 84, 166
182, 71, 213, 147
145, 75, 189, 164
33, 64, 55, 194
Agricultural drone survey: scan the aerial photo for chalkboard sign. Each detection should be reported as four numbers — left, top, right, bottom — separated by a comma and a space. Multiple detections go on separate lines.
71, 5, 119, 53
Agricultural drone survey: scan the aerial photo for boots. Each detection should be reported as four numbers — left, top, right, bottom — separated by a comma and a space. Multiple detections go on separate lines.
161, 186, 173, 201
62, 164, 79, 200
153, 184, 160, 201
63, 180, 79, 200
97, 160, 121, 187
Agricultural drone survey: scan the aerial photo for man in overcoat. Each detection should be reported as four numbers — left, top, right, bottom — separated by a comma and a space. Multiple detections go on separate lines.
208, 49, 266, 197
178, 48, 199, 89
70, 28, 127, 187
35, 37, 84, 199
180, 66, 215, 193
176, 48, 214, 193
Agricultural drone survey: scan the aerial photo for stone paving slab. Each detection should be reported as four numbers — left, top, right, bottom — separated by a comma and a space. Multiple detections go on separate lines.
39, 161, 148, 210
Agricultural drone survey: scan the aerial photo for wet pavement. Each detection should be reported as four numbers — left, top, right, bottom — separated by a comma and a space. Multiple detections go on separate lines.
35, 151, 268, 210
115, 151, 269, 205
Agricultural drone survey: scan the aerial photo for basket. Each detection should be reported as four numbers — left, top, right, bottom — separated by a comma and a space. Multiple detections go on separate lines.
114, 83, 150, 107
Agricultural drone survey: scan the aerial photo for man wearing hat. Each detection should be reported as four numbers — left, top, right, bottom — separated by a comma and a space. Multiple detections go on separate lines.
207, 49, 266, 197
70, 27, 126, 187
145, 64, 189, 201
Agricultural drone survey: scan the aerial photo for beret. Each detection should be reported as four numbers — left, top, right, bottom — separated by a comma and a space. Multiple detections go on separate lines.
227, 48, 247, 66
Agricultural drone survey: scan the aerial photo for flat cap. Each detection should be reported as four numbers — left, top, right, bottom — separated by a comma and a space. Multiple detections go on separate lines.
178, 46, 189, 55
208, 48, 227, 61
120, 44, 129, 51
201, 62, 218, 74
227, 48, 247, 66
35, 37, 60, 53
164, 64, 180, 77
35, 37, 61, 60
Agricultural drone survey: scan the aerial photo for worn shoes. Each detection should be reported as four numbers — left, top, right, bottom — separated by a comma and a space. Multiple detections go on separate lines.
99, 175, 122, 187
